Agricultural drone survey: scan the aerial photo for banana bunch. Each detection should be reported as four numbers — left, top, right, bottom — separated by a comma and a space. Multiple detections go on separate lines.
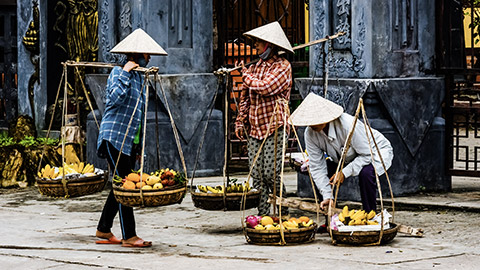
38, 164, 59, 179
338, 206, 378, 226
197, 185, 224, 193
81, 163, 95, 174
225, 182, 251, 193
197, 182, 252, 193
38, 162, 96, 179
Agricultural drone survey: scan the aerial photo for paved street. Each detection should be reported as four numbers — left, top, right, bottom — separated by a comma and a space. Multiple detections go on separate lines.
1, 172, 479, 269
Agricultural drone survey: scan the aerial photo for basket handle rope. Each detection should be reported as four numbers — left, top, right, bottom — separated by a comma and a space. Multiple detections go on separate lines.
60, 63, 69, 197
137, 75, 152, 207
328, 98, 394, 246
155, 74, 188, 186
241, 102, 280, 241
111, 70, 150, 192
188, 75, 222, 193
36, 67, 65, 178
286, 109, 322, 228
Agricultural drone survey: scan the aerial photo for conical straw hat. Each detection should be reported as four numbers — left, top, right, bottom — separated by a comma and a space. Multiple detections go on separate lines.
110, 28, 167, 55
243, 21, 294, 53
290, 93, 344, 126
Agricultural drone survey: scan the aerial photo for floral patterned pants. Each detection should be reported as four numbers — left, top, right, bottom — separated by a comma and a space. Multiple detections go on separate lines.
248, 128, 289, 216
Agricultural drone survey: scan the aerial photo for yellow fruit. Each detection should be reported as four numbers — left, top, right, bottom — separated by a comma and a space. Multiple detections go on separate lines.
254, 225, 265, 230
342, 205, 349, 217
338, 212, 345, 222
348, 220, 355, 226
305, 220, 313, 227
146, 175, 160, 186
367, 210, 376, 220
367, 220, 379, 225
142, 185, 153, 190
153, 183, 163, 189
265, 224, 277, 230
260, 216, 274, 226
348, 209, 355, 217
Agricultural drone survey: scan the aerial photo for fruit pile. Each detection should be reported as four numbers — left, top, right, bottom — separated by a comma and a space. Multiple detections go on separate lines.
117, 168, 185, 190
38, 163, 96, 180
338, 206, 378, 226
245, 215, 314, 230
197, 182, 253, 193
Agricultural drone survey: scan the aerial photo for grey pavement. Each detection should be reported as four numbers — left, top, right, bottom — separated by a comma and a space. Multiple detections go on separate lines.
0, 171, 479, 269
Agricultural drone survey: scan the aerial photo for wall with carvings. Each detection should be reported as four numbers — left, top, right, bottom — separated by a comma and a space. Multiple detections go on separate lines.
310, 0, 435, 78
17, 0, 47, 131
98, 0, 213, 74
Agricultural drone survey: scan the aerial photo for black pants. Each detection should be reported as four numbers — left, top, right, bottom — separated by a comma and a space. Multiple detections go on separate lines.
97, 141, 137, 240
326, 160, 377, 212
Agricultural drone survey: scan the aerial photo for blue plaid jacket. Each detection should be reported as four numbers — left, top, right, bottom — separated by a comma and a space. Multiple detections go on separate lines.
97, 66, 145, 156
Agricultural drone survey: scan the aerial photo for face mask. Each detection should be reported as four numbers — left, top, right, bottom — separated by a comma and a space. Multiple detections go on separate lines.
137, 57, 148, 67
259, 44, 273, 60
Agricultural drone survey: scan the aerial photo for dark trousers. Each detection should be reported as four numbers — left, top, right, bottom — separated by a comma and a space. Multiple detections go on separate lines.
97, 141, 137, 240
327, 160, 377, 212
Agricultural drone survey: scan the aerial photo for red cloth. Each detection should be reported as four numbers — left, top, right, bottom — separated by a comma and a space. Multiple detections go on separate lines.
235, 55, 292, 140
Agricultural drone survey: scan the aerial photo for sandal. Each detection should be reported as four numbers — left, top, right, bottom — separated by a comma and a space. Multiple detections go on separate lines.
95, 235, 122, 244
122, 238, 152, 248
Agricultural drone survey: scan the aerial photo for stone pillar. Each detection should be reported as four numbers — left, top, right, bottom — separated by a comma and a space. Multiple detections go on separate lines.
296, 0, 449, 199
17, 0, 48, 131
90, 0, 221, 176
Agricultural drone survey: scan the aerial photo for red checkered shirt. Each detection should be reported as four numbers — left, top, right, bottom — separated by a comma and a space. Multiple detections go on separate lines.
235, 55, 292, 140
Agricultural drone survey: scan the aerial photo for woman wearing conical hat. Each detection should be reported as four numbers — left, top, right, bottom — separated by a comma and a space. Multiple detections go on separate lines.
290, 93, 394, 214
234, 22, 293, 216
95, 29, 167, 247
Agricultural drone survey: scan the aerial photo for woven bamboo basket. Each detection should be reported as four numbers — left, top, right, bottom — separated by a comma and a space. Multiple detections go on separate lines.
113, 184, 186, 207
36, 172, 108, 198
329, 223, 398, 245
191, 190, 261, 211
244, 224, 317, 245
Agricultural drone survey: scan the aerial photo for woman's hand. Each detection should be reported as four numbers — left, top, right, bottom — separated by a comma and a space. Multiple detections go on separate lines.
123, 61, 139, 72
329, 171, 345, 186
320, 198, 333, 210
235, 60, 246, 73
235, 125, 244, 140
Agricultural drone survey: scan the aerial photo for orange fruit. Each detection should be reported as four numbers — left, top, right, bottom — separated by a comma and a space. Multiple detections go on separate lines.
122, 180, 135, 189
298, 216, 310, 223
288, 217, 300, 224
136, 182, 146, 189
126, 173, 140, 183
141, 173, 149, 182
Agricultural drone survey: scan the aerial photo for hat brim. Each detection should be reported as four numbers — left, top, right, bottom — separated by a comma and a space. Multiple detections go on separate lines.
289, 93, 344, 126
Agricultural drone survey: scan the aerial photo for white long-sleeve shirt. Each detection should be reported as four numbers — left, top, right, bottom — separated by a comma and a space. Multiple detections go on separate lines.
304, 113, 394, 200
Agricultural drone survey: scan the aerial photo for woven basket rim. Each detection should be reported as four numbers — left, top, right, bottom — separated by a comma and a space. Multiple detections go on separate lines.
36, 172, 107, 184
330, 223, 398, 236
191, 190, 261, 197
113, 185, 186, 195
245, 224, 317, 234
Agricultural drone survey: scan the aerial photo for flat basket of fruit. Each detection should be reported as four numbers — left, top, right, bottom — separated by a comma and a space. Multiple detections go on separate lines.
328, 206, 398, 245
113, 168, 187, 207
36, 163, 107, 198
243, 215, 317, 245
191, 182, 261, 211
